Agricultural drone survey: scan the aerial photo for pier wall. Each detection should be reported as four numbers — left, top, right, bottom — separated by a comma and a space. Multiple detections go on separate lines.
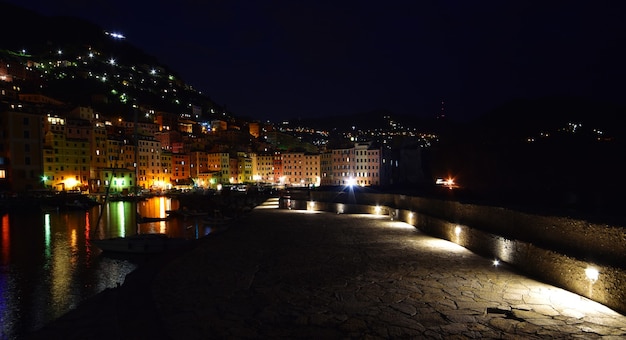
281, 190, 626, 315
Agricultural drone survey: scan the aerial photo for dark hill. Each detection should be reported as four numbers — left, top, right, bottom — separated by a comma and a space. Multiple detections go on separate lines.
466, 96, 626, 145
0, 2, 163, 68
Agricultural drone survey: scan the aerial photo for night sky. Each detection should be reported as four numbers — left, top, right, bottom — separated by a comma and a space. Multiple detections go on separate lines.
6, 1, 626, 122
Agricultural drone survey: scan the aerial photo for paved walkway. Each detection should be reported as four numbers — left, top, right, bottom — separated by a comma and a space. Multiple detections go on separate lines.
29, 198, 626, 339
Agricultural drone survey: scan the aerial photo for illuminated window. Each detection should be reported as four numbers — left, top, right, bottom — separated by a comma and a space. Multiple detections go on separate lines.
0, 170, 5, 178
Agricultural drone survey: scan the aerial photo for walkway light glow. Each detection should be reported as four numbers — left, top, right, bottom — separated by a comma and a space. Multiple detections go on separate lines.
337, 204, 344, 214
585, 267, 599, 282
374, 206, 382, 214
455, 226, 461, 236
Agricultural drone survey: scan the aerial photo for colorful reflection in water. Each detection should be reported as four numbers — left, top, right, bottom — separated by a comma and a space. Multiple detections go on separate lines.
0, 196, 192, 339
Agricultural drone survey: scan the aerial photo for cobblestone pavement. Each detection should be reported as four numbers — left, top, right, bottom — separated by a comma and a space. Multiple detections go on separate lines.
29, 198, 626, 339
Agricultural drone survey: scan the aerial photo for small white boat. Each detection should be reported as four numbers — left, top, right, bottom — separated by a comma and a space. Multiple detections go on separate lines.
91, 233, 188, 254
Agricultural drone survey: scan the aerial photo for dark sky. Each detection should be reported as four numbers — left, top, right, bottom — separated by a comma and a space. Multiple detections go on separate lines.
6, 0, 626, 122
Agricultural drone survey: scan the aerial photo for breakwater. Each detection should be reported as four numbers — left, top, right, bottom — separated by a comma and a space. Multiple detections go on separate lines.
281, 188, 626, 315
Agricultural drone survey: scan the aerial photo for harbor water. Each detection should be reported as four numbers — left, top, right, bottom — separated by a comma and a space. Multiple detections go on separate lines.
0, 196, 207, 339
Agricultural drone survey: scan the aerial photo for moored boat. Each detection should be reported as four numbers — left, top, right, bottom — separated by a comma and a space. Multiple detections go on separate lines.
136, 213, 171, 223
90, 233, 188, 254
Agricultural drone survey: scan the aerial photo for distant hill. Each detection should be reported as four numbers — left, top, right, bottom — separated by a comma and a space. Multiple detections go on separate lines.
0, 2, 162, 67
287, 109, 450, 135
0, 1, 224, 118
466, 96, 626, 145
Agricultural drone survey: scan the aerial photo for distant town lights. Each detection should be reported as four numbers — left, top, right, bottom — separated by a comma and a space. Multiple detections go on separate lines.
105, 31, 126, 39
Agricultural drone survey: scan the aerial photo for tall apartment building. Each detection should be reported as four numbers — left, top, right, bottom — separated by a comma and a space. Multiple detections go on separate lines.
192, 150, 214, 188
320, 151, 333, 186
228, 157, 239, 184
106, 136, 125, 169
273, 152, 283, 185
0, 109, 45, 192
254, 153, 275, 184
281, 152, 301, 186
303, 153, 321, 187
89, 121, 109, 190
41, 115, 90, 191
237, 152, 253, 184
280, 152, 321, 187
171, 152, 191, 186
159, 151, 173, 190
42, 116, 65, 190
353, 142, 380, 186
207, 152, 231, 185
330, 147, 354, 186
137, 135, 162, 189
321, 142, 381, 187
66, 117, 92, 188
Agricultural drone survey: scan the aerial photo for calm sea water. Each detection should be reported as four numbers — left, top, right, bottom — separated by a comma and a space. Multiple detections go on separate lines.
0, 196, 206, 339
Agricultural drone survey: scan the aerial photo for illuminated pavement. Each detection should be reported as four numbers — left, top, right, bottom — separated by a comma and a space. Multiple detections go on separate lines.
30, 197, 626, 339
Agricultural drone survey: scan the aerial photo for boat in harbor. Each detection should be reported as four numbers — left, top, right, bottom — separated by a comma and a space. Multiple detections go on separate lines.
202, 216, 233, 225
90, 233, 188, 254
166, 209, 209, 218
136, 212, 170, 223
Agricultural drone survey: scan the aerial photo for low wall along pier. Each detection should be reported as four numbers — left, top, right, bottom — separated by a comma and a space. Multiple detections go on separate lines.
279, 189, 626, 316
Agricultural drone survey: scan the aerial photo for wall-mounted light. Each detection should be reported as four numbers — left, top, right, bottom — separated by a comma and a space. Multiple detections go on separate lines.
493, 259, 500, 267
585, 267, 599, 283
455, 226, 462, 236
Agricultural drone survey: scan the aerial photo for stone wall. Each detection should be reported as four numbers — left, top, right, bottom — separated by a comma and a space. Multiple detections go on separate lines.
285, 190, 626, 315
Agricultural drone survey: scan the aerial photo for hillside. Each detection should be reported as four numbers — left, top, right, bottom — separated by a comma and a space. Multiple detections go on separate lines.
0, 1, 225, 119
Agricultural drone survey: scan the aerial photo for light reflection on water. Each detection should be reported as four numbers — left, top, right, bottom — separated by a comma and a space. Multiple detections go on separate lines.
0, 196, 196, 339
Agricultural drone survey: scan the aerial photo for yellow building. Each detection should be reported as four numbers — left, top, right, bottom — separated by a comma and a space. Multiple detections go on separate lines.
100, 167, 136, 194
158, 151, 173, 191
303, 153, 321, 187
136, 135, 162, 189
207, 152, 231, 185
89, 121, 109, 191
106, 137, 125, 168
237, 152, 253, 184
41, 115, 91, 192
253, 153, 275, 184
